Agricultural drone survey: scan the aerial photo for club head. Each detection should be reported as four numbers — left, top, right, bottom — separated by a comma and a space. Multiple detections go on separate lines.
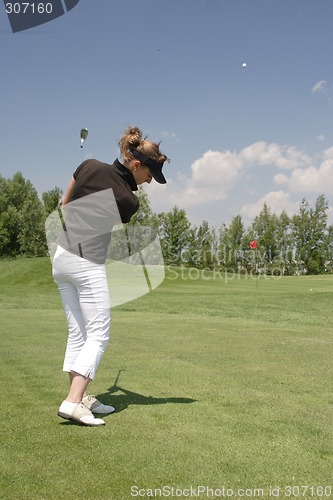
80, 128, 88, 141
80, 128, 88, 148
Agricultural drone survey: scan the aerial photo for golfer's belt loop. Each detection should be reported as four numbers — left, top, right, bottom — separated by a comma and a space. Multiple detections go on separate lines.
78, 243, 83, 258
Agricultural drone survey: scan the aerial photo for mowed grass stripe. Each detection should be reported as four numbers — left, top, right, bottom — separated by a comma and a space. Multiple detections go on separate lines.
0, 259, 332, 499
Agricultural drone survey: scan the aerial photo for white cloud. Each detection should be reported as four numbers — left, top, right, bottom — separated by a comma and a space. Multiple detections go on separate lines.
311, 80, 332, 105
273, 148, 333, 194
312, 80, 327, 93
322, 146, 333, 160
144, 141, 333, 226
273, 173, 289, 185
240, 141, 311, 169
288, 158, 333, 193
146, 149, 243, 209
241, 191, 298, 221
189, 149, 242, 190
241, 141, 281, 165
178, 142, 310, 208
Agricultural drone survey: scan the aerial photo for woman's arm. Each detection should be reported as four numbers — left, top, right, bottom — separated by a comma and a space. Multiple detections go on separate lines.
62, 177, 76, 206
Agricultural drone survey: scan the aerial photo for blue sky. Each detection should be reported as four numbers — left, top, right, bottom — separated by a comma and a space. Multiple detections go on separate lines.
1, 0, 333, 228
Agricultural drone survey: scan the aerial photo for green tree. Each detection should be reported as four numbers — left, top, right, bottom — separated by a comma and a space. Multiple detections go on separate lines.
128, 187, 156, 227
193, 221, 216, 270
323, 223, 333, 273
157, 206, 191, 266
42, 187, 62, 216
219, 215, 245, 270
291, 195, 329, 274
251, 203, 279, 267
0, 173, 47, 258
18, 194, 48, 256
182, 226, 200, 268
274, 210, 294, 275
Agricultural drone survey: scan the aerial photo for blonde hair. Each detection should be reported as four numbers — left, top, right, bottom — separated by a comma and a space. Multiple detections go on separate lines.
118, 126, 169, 166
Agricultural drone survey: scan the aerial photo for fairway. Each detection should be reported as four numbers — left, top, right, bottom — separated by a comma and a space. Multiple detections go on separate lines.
0, 259, 332, 499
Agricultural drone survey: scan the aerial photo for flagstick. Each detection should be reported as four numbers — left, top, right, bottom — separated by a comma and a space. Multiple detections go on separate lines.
255, 249, 258, 288
249, 240, 259, 289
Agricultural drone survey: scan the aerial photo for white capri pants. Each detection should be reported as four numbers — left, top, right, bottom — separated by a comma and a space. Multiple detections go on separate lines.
52, 245, 110, 380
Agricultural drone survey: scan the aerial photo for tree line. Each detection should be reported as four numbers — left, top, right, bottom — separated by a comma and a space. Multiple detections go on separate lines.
1, 172, 333, 275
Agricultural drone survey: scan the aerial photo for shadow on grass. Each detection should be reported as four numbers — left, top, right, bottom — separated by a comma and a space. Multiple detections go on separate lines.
96, 370, 197, 413
58, 371, 197, 424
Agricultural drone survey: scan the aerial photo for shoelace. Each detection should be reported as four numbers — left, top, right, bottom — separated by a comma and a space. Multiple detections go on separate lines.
85, 395, 97, 403
77, 402, 94, 416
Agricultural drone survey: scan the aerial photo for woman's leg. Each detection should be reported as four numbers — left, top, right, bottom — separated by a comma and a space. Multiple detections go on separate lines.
53, 247, 112, 424
53, 247, 110, 383
66, 371, 91, 402
57, 281, 88, 375
69, 261, 110, 381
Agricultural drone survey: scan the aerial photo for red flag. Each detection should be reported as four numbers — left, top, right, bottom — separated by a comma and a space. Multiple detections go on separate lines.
249, 240, 257, 249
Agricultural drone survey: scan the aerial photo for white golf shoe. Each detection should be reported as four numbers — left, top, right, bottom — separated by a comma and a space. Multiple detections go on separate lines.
58, 401, 106, 426
82, 395, 115, 415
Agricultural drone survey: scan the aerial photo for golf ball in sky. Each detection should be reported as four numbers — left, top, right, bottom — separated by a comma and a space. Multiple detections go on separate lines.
242, 62, 247, 68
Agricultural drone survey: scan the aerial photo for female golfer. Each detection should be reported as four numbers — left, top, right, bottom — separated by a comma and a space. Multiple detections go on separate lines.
53, 126, 169, 426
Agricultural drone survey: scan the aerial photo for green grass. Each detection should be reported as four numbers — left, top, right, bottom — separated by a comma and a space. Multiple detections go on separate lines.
0, 259, 332, 499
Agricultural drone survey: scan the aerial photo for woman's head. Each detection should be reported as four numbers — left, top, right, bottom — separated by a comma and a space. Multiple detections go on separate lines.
119, 126, 169, 185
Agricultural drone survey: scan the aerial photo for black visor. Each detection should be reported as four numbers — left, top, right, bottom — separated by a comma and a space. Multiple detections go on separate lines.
129, 147, 167, 184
